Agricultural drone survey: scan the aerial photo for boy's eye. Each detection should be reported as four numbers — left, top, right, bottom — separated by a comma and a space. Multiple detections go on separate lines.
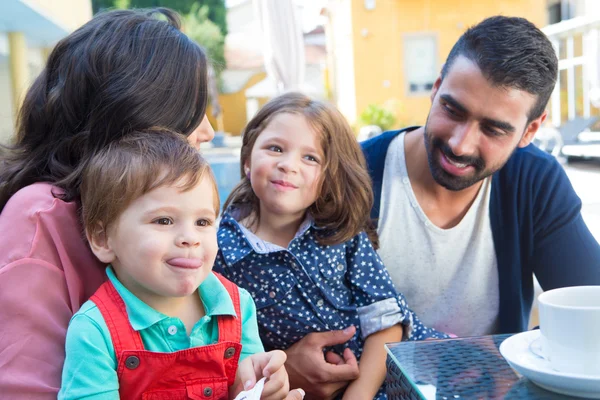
153, 217, 173, 225
196, 218, 213, 227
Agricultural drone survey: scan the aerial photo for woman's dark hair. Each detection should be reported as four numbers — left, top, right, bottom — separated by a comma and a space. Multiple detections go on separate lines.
441, 16, 558, 123
0, 8, 208, 210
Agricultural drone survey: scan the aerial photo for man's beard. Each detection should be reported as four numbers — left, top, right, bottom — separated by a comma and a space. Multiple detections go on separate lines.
424, 125, 497, 191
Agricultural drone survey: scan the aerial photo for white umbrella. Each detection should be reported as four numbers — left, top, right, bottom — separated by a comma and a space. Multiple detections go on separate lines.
254, 0, 305, 93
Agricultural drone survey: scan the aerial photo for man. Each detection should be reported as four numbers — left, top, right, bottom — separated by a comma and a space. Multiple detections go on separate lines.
362, 15, 600, 337
284, 16, 600, 399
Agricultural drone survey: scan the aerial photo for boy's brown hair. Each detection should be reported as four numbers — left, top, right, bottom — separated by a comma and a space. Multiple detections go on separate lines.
224, 92, 378, 248
81, 130, 218, 240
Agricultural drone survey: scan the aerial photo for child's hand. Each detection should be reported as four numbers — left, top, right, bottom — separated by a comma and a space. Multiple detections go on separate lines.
233, 350, 304, 400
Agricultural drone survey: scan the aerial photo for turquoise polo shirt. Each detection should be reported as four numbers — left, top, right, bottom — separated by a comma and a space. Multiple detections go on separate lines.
59, 267, 264, 400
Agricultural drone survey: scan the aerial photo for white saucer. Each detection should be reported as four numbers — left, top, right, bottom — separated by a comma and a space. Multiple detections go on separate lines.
499, 330, 600, 399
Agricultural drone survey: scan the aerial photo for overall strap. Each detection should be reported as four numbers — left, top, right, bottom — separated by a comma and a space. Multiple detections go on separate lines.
213, 272, 242, 344
90, 281, 145, 359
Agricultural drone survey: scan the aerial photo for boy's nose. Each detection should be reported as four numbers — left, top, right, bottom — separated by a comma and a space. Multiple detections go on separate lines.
176, 231, 200, 247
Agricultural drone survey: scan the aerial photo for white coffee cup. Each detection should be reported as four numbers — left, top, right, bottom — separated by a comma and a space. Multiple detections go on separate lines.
538, 286, 600, 376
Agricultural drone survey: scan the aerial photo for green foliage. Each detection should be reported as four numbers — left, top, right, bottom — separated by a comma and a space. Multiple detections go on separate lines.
92, 0, 228, 37
184, 4, 226, 75
198, 0, 227, 36
93, 0, 198, 14
359, 103, 397, 131
91, 0, 228, 79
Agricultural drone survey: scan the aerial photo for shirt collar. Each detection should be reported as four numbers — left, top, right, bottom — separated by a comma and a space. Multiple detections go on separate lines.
218, 206, 316, 267
106, 267, 236, 331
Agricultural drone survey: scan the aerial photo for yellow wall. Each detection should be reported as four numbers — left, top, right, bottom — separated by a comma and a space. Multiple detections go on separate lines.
28, 0, 92, 32
350, 0, 546, 127
207, 71, 267, 136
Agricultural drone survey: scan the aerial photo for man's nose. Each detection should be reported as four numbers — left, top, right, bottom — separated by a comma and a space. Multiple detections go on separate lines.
448, 122, 479, 156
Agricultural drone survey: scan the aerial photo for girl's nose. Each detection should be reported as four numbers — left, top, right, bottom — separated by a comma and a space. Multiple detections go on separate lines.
277, 155, 299, 173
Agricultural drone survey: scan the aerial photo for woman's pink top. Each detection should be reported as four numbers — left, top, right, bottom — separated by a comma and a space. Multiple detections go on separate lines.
0, 183, 105, 398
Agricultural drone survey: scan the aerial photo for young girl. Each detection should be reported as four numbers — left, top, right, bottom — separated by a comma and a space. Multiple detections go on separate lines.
59, 131, 301, 400
214, 93, 444, 399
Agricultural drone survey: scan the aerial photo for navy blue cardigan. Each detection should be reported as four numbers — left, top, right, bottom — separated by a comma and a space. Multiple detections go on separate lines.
362, 128, 600, 333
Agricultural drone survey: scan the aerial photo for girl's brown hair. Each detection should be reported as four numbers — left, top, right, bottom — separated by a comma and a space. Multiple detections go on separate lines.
81, 130, 218, 239
0, 8, 208, 211
224, 92, 378, 248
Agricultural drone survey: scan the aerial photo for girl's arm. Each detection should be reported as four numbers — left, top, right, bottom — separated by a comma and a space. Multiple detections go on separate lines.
342, 324, 404, 400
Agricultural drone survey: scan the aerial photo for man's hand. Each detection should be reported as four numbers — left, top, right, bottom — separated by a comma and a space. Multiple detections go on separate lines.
284, 327, 359, 400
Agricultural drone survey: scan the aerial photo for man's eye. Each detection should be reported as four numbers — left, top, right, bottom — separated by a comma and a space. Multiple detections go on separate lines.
443, 104, 459, 116
153, 217, 173, 225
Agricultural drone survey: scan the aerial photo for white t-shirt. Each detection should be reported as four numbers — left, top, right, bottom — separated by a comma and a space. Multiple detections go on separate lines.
377, 132, 499, 336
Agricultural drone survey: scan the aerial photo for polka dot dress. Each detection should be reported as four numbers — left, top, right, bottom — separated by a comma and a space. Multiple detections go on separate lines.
215, 209, 448, 399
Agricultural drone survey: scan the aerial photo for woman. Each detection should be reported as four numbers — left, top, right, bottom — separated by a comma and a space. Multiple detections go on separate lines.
0, 9, 214, 397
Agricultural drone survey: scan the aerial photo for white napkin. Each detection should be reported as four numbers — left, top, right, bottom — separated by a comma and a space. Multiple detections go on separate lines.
233, 377, 267, 400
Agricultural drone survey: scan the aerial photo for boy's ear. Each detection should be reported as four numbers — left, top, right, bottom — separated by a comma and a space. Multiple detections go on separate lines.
86, 224, 116, 264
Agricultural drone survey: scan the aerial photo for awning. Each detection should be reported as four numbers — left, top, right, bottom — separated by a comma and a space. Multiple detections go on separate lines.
0, 0, 69, 47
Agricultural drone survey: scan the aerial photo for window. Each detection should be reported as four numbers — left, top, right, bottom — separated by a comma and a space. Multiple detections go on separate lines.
547, 0, 585, 24
404, 34, 437, 95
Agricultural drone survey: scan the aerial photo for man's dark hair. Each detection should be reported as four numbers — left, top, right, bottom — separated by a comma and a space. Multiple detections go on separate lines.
441, 16, 558, 123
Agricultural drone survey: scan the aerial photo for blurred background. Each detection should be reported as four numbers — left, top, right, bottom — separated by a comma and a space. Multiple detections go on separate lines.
1, 0, 599, 325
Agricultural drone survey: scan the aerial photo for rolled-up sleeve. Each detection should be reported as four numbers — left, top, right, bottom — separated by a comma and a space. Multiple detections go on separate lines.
357, 297, 413, 340
346, 232, 414, 339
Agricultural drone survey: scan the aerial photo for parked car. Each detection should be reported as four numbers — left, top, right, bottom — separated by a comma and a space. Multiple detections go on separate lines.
559, 117, 600, 162
533, 117, 600, 162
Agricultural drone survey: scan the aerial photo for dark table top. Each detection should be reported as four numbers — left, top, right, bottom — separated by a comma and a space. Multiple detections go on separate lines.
385, 334, 581, 399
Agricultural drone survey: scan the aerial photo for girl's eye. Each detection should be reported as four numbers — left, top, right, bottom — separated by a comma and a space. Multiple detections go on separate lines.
304, 155, 319, 163
267, 145, 282, 152
153, 217, 173, 225
196, 218, 213, 227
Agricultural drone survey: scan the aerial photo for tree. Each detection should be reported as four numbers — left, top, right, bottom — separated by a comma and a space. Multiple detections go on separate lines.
184, 4, 226, 75
91, 0, 227, 80
92, 0, 227, 33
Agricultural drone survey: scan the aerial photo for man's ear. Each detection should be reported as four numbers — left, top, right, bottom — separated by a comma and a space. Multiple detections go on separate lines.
86, 224, 116, 264
519, 111, 547, 148
430, 75, 442, 103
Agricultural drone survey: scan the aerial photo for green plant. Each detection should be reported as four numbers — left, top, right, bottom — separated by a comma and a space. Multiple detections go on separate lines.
183, 4, 226, 78
359, 103, 397, 131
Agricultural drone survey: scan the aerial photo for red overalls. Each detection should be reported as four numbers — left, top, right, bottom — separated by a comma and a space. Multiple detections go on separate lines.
90, 272, 242, 400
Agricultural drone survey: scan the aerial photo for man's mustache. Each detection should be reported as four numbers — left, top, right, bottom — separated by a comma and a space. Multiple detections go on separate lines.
434, 138, 485, 170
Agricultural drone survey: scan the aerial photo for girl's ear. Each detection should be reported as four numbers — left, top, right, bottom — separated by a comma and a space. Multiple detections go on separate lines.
244, 162, 251, 179
87, 224, 116, 264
